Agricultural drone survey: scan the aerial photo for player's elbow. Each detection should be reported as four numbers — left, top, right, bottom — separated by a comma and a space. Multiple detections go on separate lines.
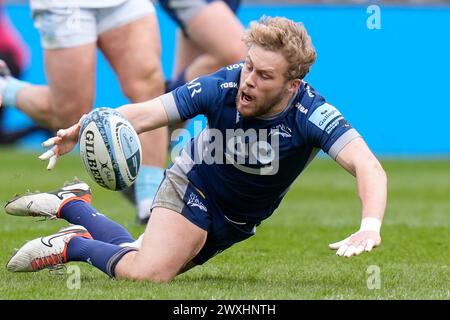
375, 159, 387, 181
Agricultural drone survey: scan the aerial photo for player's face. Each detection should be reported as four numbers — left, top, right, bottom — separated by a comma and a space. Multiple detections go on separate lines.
237, 45, 298, 118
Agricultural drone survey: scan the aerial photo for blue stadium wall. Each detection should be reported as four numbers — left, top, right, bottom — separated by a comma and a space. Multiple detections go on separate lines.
4, 4, 450, 156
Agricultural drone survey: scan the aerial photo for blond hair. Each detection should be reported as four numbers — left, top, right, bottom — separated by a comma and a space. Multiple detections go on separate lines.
243, 16, 316, 80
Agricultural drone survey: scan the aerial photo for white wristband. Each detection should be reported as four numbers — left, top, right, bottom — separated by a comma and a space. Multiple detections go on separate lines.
360, 217, 381, 233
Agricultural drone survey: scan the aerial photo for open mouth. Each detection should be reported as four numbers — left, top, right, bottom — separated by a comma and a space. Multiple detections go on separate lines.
241, 92, 254, 103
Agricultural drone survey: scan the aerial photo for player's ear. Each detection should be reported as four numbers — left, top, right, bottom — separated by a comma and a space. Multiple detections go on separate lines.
289, 78, 302, 92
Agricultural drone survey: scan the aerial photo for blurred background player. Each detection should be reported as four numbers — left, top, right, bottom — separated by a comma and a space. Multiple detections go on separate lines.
0, 1, 48, 144
0, 0, 167, 224
122, 0, 248, 205
161, 0, 246, 91
161, 0, 247, 140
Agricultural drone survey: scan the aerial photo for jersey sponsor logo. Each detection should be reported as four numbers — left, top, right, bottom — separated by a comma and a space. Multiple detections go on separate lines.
226, 62, 244, 70
186, 77, 202, 98
223, 129, 280, 175
225, 153, 279, 175
220, 82, 238, 89
305, 83, 315, 98
295, 102, 308, 114
182, 128, 280, 175
325, 116, 344, 134
187, 192, 207, 212
224, 129, 277, 165
308, 103, 342, 131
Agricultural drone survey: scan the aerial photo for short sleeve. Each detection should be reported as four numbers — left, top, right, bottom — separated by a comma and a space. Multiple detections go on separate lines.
306, 102, 360, 159
160, 71, 224, 123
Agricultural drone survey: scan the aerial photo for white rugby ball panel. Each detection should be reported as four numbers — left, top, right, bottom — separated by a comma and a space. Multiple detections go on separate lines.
114, 120, 141, 182
79, 121, 117, 190
79, 108, 142, 191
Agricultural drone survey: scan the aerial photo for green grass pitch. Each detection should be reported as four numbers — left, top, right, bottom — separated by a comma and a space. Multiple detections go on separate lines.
0, 147, 448, 299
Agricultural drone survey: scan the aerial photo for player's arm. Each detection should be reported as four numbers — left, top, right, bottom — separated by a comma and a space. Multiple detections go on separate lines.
39, 71, 221, 169
116, 97, 169, 134
329, 137, 387, 258
38, 96, 170, 170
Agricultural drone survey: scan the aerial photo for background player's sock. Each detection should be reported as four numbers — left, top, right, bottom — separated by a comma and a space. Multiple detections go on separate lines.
135, 165, 164, 224
67, 237, 136, 277
0, 76, 30, 107
61, 200, 134, 245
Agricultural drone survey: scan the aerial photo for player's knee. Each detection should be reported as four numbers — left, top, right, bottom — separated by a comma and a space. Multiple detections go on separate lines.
215, 42, 246, 66
31, 93, 53, 124
221, 48, 246, 65
121, 62, 164, 100
51, 102, 91, 128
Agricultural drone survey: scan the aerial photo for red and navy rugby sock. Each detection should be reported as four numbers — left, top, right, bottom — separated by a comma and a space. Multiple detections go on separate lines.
67, 237, 136, 278
61, 200, 134, 245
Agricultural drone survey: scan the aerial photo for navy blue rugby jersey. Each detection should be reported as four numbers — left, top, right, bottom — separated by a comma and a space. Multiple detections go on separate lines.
160, 63, 360, 224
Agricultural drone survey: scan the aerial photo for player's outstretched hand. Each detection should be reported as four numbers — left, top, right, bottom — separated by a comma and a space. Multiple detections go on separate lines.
38, 115, 87, 170
329, 230, 381, 258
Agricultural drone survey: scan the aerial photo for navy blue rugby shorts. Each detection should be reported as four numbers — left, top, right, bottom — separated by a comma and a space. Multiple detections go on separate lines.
151, 165, 256, 265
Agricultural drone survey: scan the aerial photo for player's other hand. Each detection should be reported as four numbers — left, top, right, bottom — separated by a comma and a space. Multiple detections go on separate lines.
329, 230, 381, 258
38, 114, 87, 170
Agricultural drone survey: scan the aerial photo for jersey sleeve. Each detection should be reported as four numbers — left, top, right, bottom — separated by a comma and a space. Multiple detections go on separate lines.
306, 101, 361, 159
160, 71, 224, 123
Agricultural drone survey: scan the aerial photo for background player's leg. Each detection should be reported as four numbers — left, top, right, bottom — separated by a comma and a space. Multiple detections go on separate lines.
165, 1, 246, 136
171, 29, 202, 78
179, 1, 246, 83
43, 44, 96, 129
98, 14, 167, 224
115, 207, 207, 282
2, 43, 96, 130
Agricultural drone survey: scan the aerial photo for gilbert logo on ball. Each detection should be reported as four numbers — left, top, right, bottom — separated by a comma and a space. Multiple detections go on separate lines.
79, 108, 142, 191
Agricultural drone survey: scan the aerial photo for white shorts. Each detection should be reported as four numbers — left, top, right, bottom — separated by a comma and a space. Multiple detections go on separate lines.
32, 0, 155, 49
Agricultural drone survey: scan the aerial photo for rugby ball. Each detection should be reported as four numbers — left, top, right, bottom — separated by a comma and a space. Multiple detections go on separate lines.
79, 108, 142, 191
